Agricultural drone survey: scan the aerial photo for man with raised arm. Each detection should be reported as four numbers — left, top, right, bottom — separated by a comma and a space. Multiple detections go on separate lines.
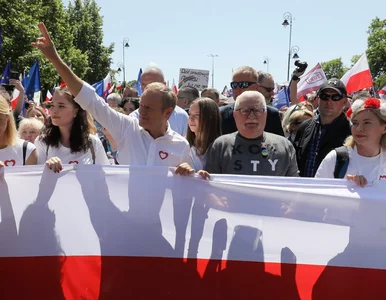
32, 23, 190, 167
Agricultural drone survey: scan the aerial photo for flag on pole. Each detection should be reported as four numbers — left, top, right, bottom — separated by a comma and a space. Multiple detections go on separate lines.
341, 53, 373, 95
135, 68, 143, 96
172, 79, 178, 94
297, 63, 327, 98
24, 61, 41, 105
0, 61, 11, 84
45, 90, 53, 102
272, 86, 290, 109
92, 73, 112, 98
378, 84, 386, 100
116, 81, 123, 92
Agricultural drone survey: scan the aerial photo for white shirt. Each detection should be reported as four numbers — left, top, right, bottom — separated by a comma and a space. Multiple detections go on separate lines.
0, 139, 36, 166
190, 147, 206, 171
74, 82, 191, 166
315, 146, 386, 184
131, 105, 189, 137
34, 134, 109, 165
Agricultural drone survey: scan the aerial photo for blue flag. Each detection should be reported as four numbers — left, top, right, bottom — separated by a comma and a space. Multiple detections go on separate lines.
0, 61, 11, 85
24, 61, 41, 101
135, 68, 143, 96
92, 80, 104, 97
272, 86, 290, 109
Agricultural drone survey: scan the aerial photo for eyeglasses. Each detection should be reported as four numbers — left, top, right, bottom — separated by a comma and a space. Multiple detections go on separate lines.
319, 93, 344, 101
230, 81, 258, 89
259, 85, 275, 93
236, 108, 266, 117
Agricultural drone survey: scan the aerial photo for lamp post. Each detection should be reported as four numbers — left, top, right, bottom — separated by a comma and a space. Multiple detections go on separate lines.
282, 12, 295, 81
263, 57, 270, 73
122, 37, 130, 84
290, 46, 300, 60
208, 54, 218, 88
117, 62, 124, 81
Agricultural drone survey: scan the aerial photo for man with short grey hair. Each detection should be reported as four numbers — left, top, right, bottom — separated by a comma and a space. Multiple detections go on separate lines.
176, 86, 199, 109
106, 93, 122, 108
205, 91, 298, 176
256, 71, 275, 104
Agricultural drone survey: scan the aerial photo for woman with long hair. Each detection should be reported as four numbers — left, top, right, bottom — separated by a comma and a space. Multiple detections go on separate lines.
316, 97, 386, 186
34, 87, 109, 172
0, 94, 37, 166
186, 97, 222, 170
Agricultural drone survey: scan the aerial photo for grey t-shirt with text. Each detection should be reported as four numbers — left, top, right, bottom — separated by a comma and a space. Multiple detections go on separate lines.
205, 132, 299, 176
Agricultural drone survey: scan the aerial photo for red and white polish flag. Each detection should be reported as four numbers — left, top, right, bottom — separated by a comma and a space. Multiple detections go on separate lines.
379, 84, 386, 100
341, 53, 373, 94
297, 63, 327, 98
1, 166, 386, 300
45, 89, 53, 102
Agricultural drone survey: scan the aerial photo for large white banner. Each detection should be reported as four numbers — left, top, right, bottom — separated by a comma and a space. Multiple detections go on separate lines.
1, 165, 386, 299
178, 68, 209, 91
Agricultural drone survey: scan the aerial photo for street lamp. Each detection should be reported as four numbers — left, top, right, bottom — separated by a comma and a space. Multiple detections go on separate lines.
263, 57, 270, 73
282, 12, 295, 81
208, 54, 219, 88
290, 46, 300, 60
117, 62, 123, 73
122, 37, 130, 84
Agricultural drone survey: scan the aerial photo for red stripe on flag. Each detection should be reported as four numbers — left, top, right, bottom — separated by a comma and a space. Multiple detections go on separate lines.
2, 256, 386, 300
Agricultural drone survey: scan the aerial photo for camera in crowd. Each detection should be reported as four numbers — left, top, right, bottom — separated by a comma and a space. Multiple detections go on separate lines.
294, 60, 308, 73
0, 71, 19, 94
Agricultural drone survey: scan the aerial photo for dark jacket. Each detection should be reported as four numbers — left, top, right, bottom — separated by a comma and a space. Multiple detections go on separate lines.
293, 113, 351, 177
220, 103, 284, 136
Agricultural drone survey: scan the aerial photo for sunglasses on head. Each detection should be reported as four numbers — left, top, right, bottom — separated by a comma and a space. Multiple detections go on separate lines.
319, 93, 344, 101
230, 81, 257, 89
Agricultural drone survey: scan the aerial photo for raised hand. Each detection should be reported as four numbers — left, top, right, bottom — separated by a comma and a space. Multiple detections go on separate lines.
9, 79, 24, 92
346, 174, 368, 187
31, 22, 60, 62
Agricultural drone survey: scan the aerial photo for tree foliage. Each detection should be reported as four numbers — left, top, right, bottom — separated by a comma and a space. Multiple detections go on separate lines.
367, 17, 386, 88
67, 0, 114, 84
321, 58, 348, 79
0, 0, 113, 95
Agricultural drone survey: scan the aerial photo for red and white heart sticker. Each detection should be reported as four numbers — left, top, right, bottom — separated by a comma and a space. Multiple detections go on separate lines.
4, 159, 16, 166
158, 151, 169, 160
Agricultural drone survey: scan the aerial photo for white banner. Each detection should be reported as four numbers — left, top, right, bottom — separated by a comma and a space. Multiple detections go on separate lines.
1, 165, 386, 299
297, 63, 327, 98
178, 68, 209, 91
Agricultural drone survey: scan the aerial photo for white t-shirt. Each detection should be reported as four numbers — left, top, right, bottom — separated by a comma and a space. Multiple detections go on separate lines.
315, 146, 386, 184
190, 147, 206, 171
74, 82, 191, 166
131, 105, 189, 137
34, 134, 109, 165
0, 139, 36, 166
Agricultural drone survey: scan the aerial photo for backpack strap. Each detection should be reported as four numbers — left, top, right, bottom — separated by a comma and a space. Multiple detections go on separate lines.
334, 146, 349, 179
89, 138, 96, 165
22, 140, 28, 165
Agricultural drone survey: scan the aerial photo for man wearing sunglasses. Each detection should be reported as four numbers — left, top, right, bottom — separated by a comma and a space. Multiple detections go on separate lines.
293, 78, 351, 177
220, 66, 284, 136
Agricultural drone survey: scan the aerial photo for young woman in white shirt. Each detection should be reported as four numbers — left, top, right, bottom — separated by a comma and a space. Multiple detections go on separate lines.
0, 94, 37, 166
34, 87, 109, 172
186, 97, 221, 170
315, 97, 386, 187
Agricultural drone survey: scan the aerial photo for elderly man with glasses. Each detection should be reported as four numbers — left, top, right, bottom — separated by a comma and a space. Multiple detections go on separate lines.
293, 78, 351, 177
205, 90, 298, 176
220, 66, 284, 136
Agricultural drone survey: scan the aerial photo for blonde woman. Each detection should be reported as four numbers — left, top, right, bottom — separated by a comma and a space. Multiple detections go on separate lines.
316, 98, 386, 186
286, 109, 314, 144
0, 94, 37, 166
18, 117, 44, 143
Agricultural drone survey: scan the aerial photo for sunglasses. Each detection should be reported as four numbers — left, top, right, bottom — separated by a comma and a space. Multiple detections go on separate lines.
319, 93, 344, 101
230, 81, 257, 89
259, 85, 275, 93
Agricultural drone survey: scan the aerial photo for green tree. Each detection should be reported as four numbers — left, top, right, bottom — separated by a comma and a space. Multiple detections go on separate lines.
67, 0, 114, 84
366, 17, 386, 88
321, 58, 348, 79
351, 54, 361, 66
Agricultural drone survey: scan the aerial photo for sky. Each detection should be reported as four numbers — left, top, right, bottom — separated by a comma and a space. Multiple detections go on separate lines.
65, 0, 385, 91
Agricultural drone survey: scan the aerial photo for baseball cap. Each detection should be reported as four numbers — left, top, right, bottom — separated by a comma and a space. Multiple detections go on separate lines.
317, 78, 347, 96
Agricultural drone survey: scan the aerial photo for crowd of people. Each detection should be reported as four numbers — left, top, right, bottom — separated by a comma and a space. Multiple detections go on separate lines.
1, 22, 385, 188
